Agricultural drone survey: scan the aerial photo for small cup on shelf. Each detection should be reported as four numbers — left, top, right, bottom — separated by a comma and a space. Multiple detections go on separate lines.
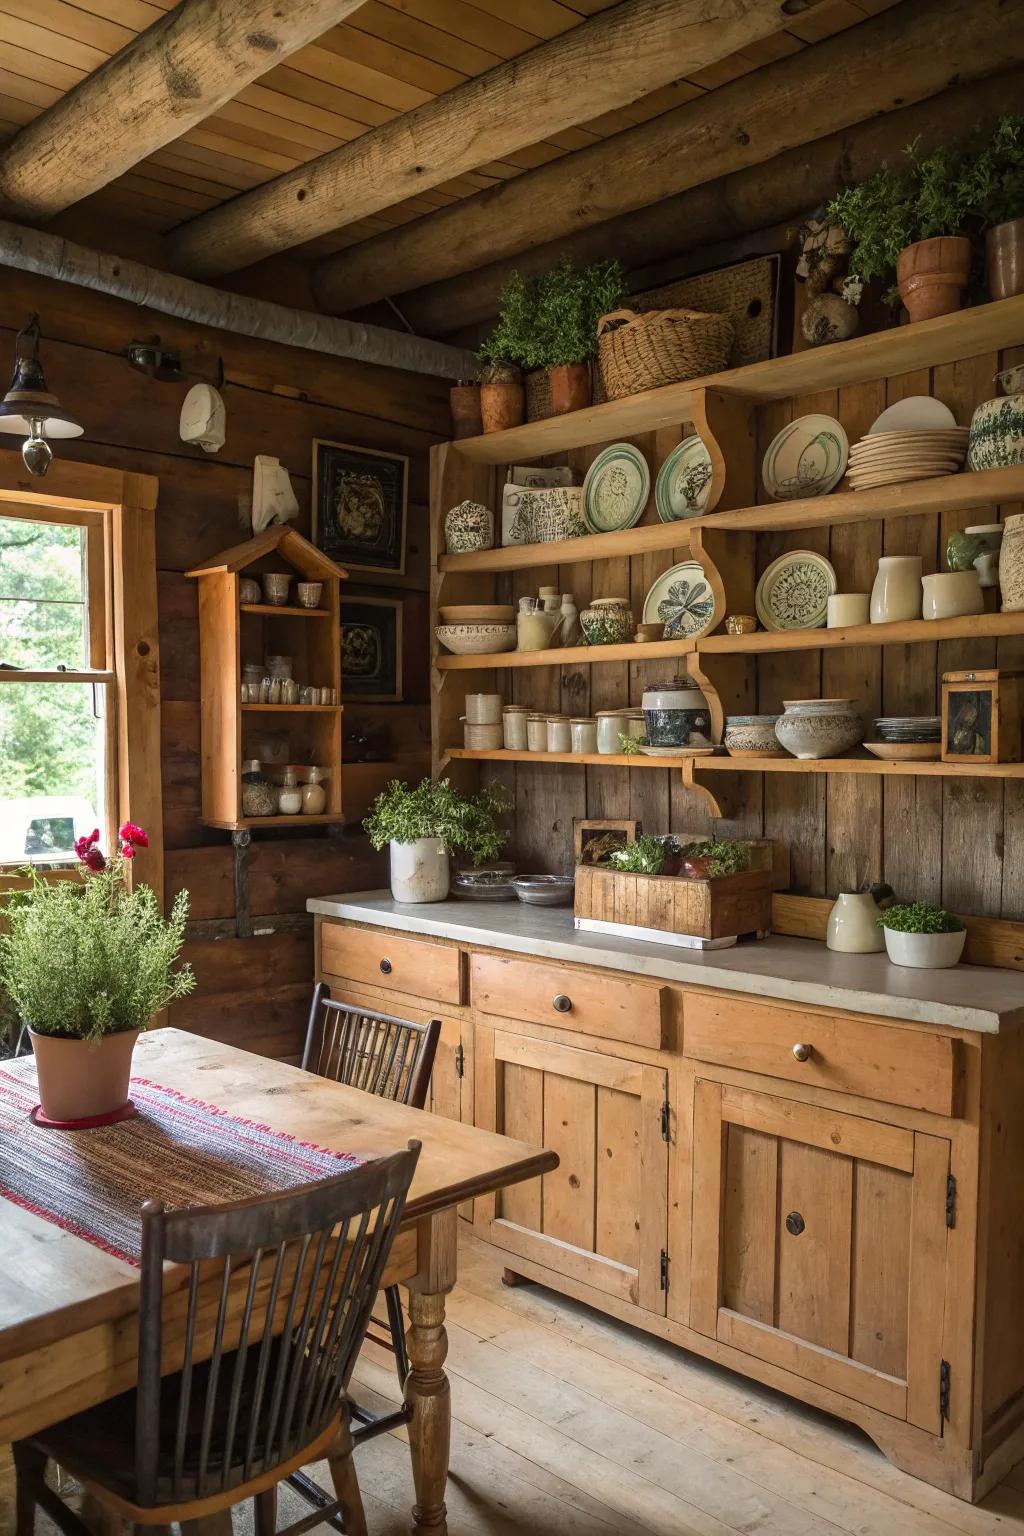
827, 593, 871, 628
296, 582, 324, 609
262, 572, 292, 606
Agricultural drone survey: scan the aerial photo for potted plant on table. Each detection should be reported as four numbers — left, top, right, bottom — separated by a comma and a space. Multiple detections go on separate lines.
478, 272, 537, 431
534, 257, 626, 415
0, 823, 194, 1124
365, 778, 512, 903
878, 900, 966, 969
962, 114, 1024, 300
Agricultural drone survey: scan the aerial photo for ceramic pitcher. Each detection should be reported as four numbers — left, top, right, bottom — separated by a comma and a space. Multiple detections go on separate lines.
870, 555, 923, 624
826, 892, 885, 953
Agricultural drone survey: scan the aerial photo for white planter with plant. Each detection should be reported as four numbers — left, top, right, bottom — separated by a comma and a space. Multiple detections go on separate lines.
879, 901, 966, 969
0, 822, 194, 1123
364, 778, 511, 904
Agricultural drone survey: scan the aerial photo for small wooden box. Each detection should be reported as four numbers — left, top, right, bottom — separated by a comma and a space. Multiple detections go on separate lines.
574, 863, 772, 943
941, 668, 1024, 763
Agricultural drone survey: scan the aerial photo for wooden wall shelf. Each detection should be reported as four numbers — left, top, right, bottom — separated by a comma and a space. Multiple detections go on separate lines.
241, 703, 342, 713
446, 746, 1024, 780
204, 812, 342, 830
450, 296, 1024, 464
435, 637, 690, 671
239, 603, 331, 619
445, 747, 699, 769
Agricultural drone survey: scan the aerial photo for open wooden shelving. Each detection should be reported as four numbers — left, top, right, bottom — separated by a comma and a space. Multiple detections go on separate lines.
436, 637, 690, 670
445, 747, 704, 770
239, 603, 331, 619
445, 746, 1024, 780
241, 703, 342, 713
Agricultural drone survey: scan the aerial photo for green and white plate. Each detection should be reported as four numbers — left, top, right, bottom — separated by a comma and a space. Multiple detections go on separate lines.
582, 443, 651, 533
655, 435, 713, 522
642, 560, 719, 640
755, 549, 836, 631
762, 414, 848, 501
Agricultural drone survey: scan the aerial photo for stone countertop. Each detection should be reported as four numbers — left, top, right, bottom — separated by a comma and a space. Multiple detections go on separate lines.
307, 891, 1024, 1035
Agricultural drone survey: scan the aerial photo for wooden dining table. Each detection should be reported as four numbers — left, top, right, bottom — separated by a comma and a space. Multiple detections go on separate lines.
0, 1028, 557, 1535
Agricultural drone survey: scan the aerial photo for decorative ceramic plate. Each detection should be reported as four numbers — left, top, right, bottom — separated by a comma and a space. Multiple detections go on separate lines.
762, 414, 849, 500
868, 396, 958, 434
863, 742, 942, 761
637, 744, 715, 758
755, 549, 836, 631
655, 435, 713, 522
582, 443, 651, 533
642, 559, 719, 639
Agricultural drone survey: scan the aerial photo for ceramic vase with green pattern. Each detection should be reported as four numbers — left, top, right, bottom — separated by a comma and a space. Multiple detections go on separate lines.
967, 395, 1024, 472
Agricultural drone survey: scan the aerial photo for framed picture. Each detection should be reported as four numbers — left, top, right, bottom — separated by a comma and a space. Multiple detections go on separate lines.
573, 818, 641, 867
341, 597, 403, 702
312, 439, 408, 575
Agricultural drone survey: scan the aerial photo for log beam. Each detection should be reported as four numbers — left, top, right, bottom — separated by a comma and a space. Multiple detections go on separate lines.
0, 0, 368, 222
0, 221, 477, 381
165, 0, 827, 279
398, 67, 1024, 337
313, 0, 1023, 314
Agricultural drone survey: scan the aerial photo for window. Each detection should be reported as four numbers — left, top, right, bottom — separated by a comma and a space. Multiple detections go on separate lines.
0, 508, 114, 866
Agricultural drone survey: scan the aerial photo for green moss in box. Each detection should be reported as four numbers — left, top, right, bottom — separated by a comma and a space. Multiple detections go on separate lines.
878, 901, 964, 935
678, 839, 750, 877
608, 835, 668, 875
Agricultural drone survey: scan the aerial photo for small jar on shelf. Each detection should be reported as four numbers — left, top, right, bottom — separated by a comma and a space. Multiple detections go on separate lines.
301, 766, 327, 815
278, 769, 303, 816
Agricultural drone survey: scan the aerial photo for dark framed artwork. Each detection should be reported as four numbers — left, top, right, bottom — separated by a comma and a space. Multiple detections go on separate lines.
312, 439, 408, 576
341, 597, 403, 703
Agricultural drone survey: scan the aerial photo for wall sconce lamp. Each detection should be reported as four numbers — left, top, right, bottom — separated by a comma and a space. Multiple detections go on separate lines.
0, 315, 83, 476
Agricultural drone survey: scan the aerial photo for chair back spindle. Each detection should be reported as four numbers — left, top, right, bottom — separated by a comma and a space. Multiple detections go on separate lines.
302, 983, 441, 1110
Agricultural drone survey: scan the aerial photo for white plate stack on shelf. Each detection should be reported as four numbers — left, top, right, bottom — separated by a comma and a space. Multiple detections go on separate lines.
847, 397, 968, 490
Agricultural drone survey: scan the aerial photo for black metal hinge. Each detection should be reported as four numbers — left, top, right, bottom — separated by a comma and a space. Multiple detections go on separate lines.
946, 1173, 956, 1228
454, 1042, 465, 1079
660, 1100, 671, 1142
939, 1360, 951, 1422
660, 1250, 669, 1291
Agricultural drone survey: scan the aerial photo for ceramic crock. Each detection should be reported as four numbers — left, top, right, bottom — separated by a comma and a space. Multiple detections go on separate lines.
920, 571, 983, 621
775, 698, 865, 760
444, 499, 494, 554
641, 677, 712, 748
826, 892, 885, 954
870, 555, 923, 624
1000, 514, 1024, 613
968, 395, 1024, 472
29, 1028, 140, 1123
579, 597, 636, 646
389, 837, 450, 903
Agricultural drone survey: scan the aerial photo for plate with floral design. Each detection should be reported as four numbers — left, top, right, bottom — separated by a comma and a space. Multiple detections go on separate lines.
762, 414, 848, 501
755, 549, 836, 631
655, 435, 713, 522
642, 560, 719, 640
582, 443, 651, 533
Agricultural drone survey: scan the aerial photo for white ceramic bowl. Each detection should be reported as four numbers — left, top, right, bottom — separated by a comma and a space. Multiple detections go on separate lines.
921, 570, 984, 620
775, 698, 864, 760
435, 623, 516, 655
882, 927, 966, 969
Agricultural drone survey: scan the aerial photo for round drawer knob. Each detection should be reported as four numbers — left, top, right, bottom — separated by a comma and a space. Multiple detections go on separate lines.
552, 994, 573, 1014
786, 1211, 806, 1237
379, 958, 392, 975
792, 1042, 812, 1063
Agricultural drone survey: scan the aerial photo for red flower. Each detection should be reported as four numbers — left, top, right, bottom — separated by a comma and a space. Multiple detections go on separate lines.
82, 847, 106, 873
120, 843, 136, 859
119, 821, 149, 849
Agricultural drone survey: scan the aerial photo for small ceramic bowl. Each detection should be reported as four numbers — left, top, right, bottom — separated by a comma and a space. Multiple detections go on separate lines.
239, 577, 261, 605
724, 714, 785, 756
921, 570, 984, 621
262, 572, 292, 606
511, 874, 575, 906
725, 614, 757, 635
296, 582, 323, 608
435, 623, 517, 655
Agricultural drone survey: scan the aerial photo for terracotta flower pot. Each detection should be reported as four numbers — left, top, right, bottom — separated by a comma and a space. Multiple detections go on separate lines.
896, 236, 972, 323
548, 363, 591, 416
29, 1028, 139, 1123
449, 383, 483, 440
480, 381, 525, 434
987, 219, 1024, 301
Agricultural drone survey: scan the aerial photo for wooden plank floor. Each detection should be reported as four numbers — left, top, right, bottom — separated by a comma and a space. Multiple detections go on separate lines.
4, 1228, 1024, 1534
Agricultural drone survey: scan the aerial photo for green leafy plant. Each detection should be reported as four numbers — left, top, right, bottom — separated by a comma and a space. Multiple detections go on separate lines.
878, 901, 964, 935
961, 114, 1024, 229
535, 257, 626, 368
678, 839, 750, 877
608, 835, 668, 875
0, 823, 194, 1043
364, 778, 512, 866
478, 271, 543, 371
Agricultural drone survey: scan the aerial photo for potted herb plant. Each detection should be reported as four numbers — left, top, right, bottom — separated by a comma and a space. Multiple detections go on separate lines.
364, 778, 512, 903
963, 115, 1024, 300
608, 835, 670, 875
677, 839, 750, 880
535, 258, 625, 416
878, 900, 966, 969
0, 823, 194, 1123
477, 272, 538, 432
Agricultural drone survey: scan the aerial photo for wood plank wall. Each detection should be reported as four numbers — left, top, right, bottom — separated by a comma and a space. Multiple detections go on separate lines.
0, 270, 447, 1059
483, 342, 1024, 920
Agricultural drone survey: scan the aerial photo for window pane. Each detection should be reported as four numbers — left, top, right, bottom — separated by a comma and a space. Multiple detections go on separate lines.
0, 517, 87, 672
0, 682, 107, 865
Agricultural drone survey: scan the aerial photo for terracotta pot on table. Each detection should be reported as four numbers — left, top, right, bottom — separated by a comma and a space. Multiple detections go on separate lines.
29, 1028, 139, 1123
897, 235, 972, 322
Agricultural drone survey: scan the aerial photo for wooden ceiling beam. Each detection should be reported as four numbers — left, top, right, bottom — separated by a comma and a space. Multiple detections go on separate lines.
313, 0, 1023, 313
0, 0, 370, 222
164, 0, 829, 279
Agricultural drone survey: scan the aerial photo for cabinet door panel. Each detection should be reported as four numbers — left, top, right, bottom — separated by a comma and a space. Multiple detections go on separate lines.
690, 1077, 950, 1426
475, 1027, 668, 1313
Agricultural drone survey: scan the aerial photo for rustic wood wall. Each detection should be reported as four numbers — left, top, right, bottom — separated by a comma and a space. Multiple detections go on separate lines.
483, 343, 1024, 920
0, 270, 447, 1059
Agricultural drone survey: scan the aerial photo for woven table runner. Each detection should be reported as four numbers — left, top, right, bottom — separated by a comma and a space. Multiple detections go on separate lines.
0, 1058, 364, 1266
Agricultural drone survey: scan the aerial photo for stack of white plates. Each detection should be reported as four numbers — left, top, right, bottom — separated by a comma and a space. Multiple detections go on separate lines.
847, 429, 969, 488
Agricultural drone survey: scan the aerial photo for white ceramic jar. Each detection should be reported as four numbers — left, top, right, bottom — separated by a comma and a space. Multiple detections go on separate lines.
826, 892, 885, 953
502, 705, 528, 750
921, 570, 984, 620
465, 692, 503, 724
827, 593, 870, 628
775, 698, 864, 760
547, 716, 572, 752
526, 715, 548, 752
596, 711, 622, 754
390, 837, 450, 903
870, 555, 923, 624
570, 717, 597, 753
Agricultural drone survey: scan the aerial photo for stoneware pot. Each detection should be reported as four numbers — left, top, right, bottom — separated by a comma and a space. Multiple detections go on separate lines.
579, 597, 636, 646
389, 837, 450, 903
641, 678, 711, 748
967, 394, 1024, 472
921, 570, 984, 621
987, 218, 1024, 301
896, 235, 972, 322
548, 363, 591, 416
1000, 513, 1024, 613
449, 383, 483, 440
882, 926, 966, 969
444, 499, 494, 555
480, 381, 525, 434
775, 698, 864, 760
724, 715, 784, 756
826, 892, 885, 954
29, 1028, 139, 1123
870, 554, 923, 624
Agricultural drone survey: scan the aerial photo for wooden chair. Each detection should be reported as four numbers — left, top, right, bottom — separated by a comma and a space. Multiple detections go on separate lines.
13, 1141, 421, 1536
288, 985, 441, 1526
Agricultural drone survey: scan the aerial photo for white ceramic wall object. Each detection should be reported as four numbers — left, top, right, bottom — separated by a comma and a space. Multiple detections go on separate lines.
882, 926, 966, 969
870, 555, 923, 623
389, 837, 450, 903
827, 892, 885, 953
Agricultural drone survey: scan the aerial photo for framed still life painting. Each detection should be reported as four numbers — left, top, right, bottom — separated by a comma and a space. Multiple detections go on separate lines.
313, 439, 408, 575
342, 596, 403, 702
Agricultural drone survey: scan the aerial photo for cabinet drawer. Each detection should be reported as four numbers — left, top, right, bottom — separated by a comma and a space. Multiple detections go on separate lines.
470, 953, 666, 1049
320, 923, 462, 1006
683, 993, 958, 1116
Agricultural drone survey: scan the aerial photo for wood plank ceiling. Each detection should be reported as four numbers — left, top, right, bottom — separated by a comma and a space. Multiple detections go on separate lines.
0, 0, 901, 272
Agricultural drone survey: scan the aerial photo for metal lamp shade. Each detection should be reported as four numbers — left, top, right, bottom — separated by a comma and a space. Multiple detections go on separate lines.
0, 326, 84, 438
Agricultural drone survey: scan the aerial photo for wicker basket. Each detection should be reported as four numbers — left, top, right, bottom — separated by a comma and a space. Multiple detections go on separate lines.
596, 307, 735, 400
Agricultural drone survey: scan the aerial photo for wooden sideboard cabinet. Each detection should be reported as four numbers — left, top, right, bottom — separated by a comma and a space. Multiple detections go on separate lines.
314, 911, 1024, 1503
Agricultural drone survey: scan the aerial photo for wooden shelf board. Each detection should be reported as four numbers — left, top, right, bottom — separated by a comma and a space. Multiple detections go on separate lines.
445, 747, 701, 769
202, 812, 342, 829
239, 603, 330, 618
701, 611, 1024, 653
241, 703, 342, 712
695, 756, 1024, 778
0, 668, 115, 684
435, 637, 691, 670
438, 467, 1024, 573
450, 296, 1024, 464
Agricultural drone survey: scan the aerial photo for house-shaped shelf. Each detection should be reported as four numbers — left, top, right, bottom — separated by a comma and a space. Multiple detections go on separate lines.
188, 528, 348, 830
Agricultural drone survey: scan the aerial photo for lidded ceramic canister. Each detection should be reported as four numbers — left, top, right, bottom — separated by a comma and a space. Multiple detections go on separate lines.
502, 705, 528, 750
641, 676, 711, 747
570, 717, 597, 753
547, 715, 572, 753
